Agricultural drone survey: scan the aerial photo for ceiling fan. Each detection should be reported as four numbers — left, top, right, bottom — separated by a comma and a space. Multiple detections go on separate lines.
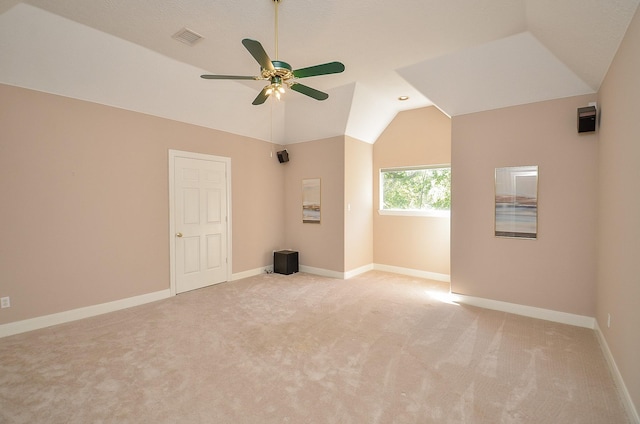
200, 0, 345, 105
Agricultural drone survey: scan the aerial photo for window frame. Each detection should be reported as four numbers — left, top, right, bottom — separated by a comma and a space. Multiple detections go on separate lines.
378, 164, 451, 218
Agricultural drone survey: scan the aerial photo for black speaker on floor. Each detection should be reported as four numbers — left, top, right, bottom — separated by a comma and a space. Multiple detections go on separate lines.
577, 106, 597, 133
274, 250, 298, 275
277, 150, 289, 163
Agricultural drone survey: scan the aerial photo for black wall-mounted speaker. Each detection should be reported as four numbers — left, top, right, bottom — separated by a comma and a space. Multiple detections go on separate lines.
577, 106, 597, 133
277, 150, 289, 163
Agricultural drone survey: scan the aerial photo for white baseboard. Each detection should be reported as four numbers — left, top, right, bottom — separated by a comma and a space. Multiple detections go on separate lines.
344, 264, 375, 279
0, 289, 171, 339
594, 321, 640, 423
236, 263, 446, 282
299, 263, 449, 281
231, 267, 269, 281
299, 264, 374, 279
299, 265, 345, 279
233, 265, 353, 280
450, 293, 596, 329
373, 264, 451, 283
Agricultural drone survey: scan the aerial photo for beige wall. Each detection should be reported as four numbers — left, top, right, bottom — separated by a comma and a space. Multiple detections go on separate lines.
283, 137, 345, 272
344, 136, 373, 272
597, 5, 640, 412
282, 135, 372, 275
451, 94, 599, 316
373, 107, 451, 275
0, 84, 285, 325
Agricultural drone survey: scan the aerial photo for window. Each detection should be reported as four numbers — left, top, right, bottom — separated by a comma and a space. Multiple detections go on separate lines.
379, 165, 451, 216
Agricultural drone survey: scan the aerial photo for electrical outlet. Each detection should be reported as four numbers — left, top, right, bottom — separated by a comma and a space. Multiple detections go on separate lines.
0, 297, 10, 309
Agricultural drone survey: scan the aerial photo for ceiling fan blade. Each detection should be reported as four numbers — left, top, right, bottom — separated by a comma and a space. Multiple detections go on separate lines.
252, 86, 271, 105
242, 39, 275, 72
201, 74, 260, 80
292, 62, 345, 79
290, 83, 329, 101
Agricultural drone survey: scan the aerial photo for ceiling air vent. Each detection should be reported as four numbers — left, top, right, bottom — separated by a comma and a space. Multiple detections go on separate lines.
172, 28, 204, 46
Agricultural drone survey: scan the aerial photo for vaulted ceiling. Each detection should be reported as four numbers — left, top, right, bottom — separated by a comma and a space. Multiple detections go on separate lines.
1, 0, 638, 144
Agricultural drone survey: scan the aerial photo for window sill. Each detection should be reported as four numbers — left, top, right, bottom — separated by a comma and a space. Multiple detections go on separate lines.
378, 209, 450, 218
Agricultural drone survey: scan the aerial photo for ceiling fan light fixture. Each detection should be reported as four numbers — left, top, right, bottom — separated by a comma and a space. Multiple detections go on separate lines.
265, 79, 286, 100
270, 83, 286, 100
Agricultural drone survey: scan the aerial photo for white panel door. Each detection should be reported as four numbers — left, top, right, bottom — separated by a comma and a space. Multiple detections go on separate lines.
173, 156, 228, 293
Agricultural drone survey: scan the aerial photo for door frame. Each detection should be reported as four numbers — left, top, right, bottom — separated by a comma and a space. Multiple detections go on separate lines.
168, 149, 232, 296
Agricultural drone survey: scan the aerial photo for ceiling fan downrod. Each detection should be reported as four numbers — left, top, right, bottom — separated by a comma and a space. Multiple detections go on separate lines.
274, 0, 281, 60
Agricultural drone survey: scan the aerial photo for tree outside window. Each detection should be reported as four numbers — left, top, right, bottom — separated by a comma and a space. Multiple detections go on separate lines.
381, 166, 451, 212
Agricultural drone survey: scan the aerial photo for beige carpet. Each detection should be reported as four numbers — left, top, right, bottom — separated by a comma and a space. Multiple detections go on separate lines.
0, 271, 630, 423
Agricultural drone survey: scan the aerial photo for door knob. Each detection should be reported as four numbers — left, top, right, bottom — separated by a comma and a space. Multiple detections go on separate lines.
176, 232, 183, 238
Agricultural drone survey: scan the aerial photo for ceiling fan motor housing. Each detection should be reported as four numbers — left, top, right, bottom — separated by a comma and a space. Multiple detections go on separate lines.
263, 60, 293, 81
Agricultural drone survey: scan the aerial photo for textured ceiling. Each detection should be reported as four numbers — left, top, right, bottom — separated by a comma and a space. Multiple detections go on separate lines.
0, 0, 638, 144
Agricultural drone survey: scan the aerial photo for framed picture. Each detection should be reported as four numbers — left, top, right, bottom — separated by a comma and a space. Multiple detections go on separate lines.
495, 166, 538, 239
302, 178, 321, 223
